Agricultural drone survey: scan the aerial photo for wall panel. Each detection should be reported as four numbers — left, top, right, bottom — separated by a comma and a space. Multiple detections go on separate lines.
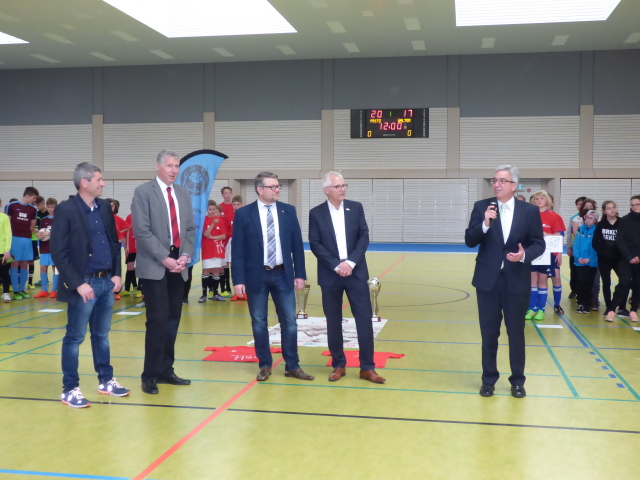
372, 179, 403, 242
593, 115, 640, 168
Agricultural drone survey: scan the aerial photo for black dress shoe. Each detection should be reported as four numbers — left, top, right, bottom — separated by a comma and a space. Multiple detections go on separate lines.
141, 381, 159, 395
511, 385, 526, 398
479, 384, 495, 397
157, 373, 191, 385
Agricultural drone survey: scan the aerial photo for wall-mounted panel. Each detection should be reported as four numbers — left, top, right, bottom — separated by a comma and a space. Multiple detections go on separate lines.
104, 123, 204, 171
333, 57, 448, 109
102, 65, 204, 123
333, 109, 447, 170
214, 61, 322, 121
32, 181, 78, 205
0, 68, 92, 125
113, 180, 146, 219
208, 180, 230, 203
372, 179, 403, 242
300, 179, 325, 243
1, 125, 93, 171
215, 121, 321, 170
594, 50, 640, 115
0, 182, 33, 205
593, 115, 640, 168
633, 179, 640, 196
460, 116, 579, 169
460, 52, 580, 117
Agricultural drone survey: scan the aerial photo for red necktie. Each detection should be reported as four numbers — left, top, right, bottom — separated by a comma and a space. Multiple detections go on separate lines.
167, 186, 181, 248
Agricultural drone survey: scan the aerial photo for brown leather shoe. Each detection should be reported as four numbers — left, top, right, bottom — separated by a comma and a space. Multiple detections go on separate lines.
360, 369, 386, 384
256, 367, 272, 382
329, 367, 346, 382
284, 368, 315, 380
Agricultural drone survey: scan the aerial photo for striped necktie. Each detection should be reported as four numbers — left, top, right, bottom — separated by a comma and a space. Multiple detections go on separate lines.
266, 205, 276, 268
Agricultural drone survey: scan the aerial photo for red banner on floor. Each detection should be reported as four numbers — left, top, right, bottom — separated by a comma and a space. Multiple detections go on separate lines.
321, 351, 404, 368
203, 346, 282, 362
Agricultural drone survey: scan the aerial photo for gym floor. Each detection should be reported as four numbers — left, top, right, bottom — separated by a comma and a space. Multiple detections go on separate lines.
1, 248, 639, 479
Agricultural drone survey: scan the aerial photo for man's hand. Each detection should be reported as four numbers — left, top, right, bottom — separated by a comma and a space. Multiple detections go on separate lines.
294, 278, 306, 291
335, 261, 353, 277
234, 284, 246, 296
111, 276, 122, 293
630, 256, 639, 264
506, 243, 525, 262
77, 283, 94, 303
176, 255, 189, 267
567, 247, 573, 257
484, 204, 497, 227
162, 256, 185, 273
2, 252, 10, 264
556, 253, 562, 267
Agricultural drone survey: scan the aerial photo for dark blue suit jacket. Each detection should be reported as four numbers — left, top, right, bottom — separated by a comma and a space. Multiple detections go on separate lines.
308, 199, 369, 287
231, 200, 306, 294
465, 197, 545, 295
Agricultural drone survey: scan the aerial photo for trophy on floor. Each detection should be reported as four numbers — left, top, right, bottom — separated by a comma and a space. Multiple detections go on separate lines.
368, 277, 382, 322
296, 284, 311, 319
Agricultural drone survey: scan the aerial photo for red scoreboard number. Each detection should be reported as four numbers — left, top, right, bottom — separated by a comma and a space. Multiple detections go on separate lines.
350, 108, 428, 138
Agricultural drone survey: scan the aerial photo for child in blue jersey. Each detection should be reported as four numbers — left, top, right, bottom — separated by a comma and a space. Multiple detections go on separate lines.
573, 210, 599, 314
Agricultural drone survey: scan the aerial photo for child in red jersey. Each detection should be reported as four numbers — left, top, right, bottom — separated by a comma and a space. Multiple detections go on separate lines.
200, 201, 227, 303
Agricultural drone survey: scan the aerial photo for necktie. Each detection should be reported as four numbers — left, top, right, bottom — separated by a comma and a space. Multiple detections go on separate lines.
167, 186, 180, 248
266, 205, 276, 268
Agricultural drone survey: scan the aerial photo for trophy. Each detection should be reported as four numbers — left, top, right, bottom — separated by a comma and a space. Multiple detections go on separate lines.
368, 278, 382, 322
295, 284, 311, 319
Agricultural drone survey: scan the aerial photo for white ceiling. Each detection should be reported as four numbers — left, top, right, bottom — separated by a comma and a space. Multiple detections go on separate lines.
0, 0, 638, 70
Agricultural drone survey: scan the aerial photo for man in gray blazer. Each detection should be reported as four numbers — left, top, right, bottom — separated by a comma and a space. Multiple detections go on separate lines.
132, 149, 195, 395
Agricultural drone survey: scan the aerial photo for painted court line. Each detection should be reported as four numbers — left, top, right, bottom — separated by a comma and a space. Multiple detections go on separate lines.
0, 469, 128, 479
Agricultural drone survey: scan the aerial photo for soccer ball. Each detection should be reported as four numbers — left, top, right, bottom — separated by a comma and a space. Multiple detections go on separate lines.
39, 228, 50, 242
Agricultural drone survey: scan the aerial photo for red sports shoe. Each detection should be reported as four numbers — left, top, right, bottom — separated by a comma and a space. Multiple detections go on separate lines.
34, 291, 49, 298
49, 291, 57, 299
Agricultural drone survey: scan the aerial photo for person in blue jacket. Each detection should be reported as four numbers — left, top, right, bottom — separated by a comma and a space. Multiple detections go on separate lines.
573, 210, 599, 314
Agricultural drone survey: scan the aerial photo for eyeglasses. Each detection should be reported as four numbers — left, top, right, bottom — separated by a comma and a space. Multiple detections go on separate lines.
490, 178, 516, 185
326, 184, 349, 190
631, 203, 640, 208
260, 184, 282, 191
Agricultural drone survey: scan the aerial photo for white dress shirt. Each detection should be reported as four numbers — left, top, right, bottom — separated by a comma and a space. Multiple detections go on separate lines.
257, 199, 283, 266
327, 200, 355, 270
156, 177, 181, 246
482, 196, 524, 263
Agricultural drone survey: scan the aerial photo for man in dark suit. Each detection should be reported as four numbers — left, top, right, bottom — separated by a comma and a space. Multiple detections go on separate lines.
465, 165, 545, 398
132, 149, 195, 395
51, 162, 130, 408
232, 172, 314, 382
308, 172, 385, 384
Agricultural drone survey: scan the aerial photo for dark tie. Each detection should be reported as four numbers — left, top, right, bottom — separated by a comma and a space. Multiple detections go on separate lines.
167, 186, 181, 248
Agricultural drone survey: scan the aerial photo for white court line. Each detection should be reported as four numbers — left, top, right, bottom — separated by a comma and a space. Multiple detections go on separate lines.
633, 327, 640, 332
116, 311, 142, 316
39, 309, 64, 313
535, 324, 563, 329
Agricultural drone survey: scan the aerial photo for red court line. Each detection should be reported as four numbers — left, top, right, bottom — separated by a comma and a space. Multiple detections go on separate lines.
131, 357, 284, 480
342, 254, 407, 310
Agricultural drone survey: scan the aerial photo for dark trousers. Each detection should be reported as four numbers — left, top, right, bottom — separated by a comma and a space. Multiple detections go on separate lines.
141, 269, 185, 382
598, 256, 625, 313
183, 266, 193, 299
575, 265, 598, 308
321, 277, 375, 371
0, 262, 10, 291
569, 256, 578, 293
612, 261, 640, 313
476, 271, 528, 386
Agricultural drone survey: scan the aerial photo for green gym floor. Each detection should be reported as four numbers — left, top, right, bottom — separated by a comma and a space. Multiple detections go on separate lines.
1, 249, 640, 480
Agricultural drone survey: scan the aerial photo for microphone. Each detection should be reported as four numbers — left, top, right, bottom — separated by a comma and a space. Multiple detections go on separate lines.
489, 201, 498, 227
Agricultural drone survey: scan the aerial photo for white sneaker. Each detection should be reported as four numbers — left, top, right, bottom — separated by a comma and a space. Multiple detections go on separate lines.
2, 292, 11, 303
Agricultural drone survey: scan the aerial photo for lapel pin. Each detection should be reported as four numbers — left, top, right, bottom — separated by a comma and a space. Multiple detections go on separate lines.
346, 208, 350, 211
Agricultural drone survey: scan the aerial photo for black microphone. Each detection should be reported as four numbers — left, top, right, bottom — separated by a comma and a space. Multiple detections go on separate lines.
489, 201, 498, 227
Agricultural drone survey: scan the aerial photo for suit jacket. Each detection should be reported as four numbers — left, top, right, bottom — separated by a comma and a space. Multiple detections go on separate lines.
308, 199, 369, 287
50, 195, 122, 303
465, 197, 545, 295
131, 179, 195, 281
231, 200, 305, 294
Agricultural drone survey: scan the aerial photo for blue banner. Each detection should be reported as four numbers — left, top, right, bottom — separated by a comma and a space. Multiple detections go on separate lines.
175, 149, 228, 265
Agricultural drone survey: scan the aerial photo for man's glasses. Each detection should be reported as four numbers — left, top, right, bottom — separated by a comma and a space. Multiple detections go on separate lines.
489, 178, 516, 185
326, 184, 349, 190
260, 185, 282, 191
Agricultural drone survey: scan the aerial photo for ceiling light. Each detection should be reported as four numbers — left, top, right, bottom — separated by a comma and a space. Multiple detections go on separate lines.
456, 0, 622, 26
624, 32, 640, 44
111, 30, 139, 41
551, 35, 569, 46
277, 45, 296, 55
412, 40, 426, 51
0, 31, 28, 44
481, 37, 495, 48
150, 49, 174, 59
102, 0, 296, 38
404, 18, 421, 31
213, 47, 234, 57
327, 21, 346, 34
362, 11, 374, 17
31, 54, 59, 63
91, 52, 116, 61
343, 43, 360, 53
43, 33, 73, 44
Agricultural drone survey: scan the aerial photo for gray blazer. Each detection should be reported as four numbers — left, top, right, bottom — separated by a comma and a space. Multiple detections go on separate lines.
131, 179, 195, 281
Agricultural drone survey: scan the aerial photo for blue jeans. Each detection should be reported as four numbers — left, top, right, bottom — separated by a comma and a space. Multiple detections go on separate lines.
247, 269, 300, 371
61, 275, 115, 391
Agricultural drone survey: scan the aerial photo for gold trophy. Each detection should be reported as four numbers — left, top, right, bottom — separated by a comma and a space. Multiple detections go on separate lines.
368, 278, 382, 322
295, 284, 311, 319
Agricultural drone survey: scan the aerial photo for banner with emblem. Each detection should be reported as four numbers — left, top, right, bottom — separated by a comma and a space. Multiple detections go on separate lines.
175, 149, 228, 265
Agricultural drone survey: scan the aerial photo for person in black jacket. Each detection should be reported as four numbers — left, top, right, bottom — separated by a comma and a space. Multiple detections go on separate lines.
593, 201, 627, 321
610, 195, 640, 323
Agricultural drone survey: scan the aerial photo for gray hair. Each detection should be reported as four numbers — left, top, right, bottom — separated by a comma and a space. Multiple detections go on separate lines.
322, 171, 344, 188
73, 162, 102, 191
254, 172, 278, 194
495, 165, 519, 183
157, 149, 180, 165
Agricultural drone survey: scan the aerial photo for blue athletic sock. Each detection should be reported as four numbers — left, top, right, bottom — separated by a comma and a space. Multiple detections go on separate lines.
10, 268, 19, 292
18, 269, 28, 292
52, 274, 59, 292
538, 288, 548, 312
529, 287, 538, 311
553, 286, 562, 306
40, 271, 48, 292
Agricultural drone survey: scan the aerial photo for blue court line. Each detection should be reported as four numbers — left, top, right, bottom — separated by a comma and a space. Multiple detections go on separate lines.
531, 323, 579, 397
0, 470, 129, 479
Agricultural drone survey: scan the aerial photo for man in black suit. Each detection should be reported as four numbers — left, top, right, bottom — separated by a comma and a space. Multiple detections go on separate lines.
308, 172, 385, 384
51, 162, 130, 408
465, 165, 545, 398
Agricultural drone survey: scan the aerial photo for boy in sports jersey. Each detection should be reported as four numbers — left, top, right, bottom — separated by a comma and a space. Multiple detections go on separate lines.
122, 208, 141, 298
6, 187, 39, 300
200, 201, 227, 302
219, 187, 235, 297
34, 198, 58, 298
30, 196, 47, 289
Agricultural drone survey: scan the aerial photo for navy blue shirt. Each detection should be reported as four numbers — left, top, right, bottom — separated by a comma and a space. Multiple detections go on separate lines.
82, 201, 112, 274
